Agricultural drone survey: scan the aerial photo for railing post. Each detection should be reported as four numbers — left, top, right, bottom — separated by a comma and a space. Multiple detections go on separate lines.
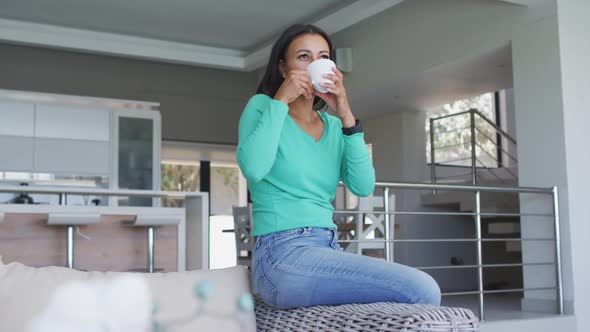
430, 118, 436, 195
552, 186, 564, 314
383, 187, 392, 262
475, 190, 485, 320
59, 193, 74, 270
470, 110, 477, 185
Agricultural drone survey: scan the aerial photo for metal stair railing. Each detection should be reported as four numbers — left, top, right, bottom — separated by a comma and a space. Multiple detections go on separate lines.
334, 181, 563, 322
429, 108, 518, 190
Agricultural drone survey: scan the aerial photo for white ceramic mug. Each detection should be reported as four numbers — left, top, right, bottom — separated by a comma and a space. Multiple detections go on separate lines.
307, 59, 336, 93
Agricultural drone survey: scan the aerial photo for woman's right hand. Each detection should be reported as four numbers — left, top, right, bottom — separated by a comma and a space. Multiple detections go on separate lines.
273, 70, 314, 105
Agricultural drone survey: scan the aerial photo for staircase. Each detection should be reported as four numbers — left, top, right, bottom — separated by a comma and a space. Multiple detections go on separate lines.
424, 108, 523, 291
421, 168, 520, 213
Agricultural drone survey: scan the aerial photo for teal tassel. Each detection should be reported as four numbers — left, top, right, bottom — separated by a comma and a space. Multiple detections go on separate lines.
153, 321, 165, 332
238, 293, 254, 311
152, 302, 160, 315
194, 281, 215, 302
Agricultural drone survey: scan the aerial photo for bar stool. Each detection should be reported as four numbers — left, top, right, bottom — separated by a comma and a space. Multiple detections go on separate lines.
46, 212, 101, 269
122, 214, 181, 273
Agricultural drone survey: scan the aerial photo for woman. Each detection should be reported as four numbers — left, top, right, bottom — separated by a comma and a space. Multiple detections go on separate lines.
237, 24, 441, 309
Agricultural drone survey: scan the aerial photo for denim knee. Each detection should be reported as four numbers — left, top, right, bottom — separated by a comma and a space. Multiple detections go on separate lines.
414, 271, 441, 306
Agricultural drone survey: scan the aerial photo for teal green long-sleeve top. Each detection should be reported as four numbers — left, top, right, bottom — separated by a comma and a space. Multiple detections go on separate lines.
237, 94, 375, 236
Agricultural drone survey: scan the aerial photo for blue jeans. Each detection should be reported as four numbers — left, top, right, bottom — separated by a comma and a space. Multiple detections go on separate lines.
251, 227, 441, 309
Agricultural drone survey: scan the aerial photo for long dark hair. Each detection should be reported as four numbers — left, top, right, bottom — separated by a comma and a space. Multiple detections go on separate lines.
256, 24, 334, 111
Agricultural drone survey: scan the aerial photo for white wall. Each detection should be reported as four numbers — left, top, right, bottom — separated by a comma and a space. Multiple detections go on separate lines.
499, 88, 518, 170
363, 111, 403, 181
511, 10, 575, 314
556, 0, 590, 330
0, 43, 257, 144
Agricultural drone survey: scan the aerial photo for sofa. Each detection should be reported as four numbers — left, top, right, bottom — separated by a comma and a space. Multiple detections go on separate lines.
0, 257, 478, 332
0, 257, 257, 332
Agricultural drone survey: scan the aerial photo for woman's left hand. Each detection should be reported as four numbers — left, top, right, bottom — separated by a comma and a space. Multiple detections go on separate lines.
315, 66, 356, 127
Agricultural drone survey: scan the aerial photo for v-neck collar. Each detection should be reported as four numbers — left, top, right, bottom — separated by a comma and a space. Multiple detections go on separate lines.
287, 110, 327, 144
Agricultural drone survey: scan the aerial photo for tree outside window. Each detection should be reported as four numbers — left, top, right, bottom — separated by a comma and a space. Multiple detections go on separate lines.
161, 162, 200, 207
426, 92, 499, 168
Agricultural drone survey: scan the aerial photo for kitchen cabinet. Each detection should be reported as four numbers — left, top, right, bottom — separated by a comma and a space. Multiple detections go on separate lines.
0, 101, 35, 171
0, 101, 35, 137
0, 136, 34, 171
35, 104, 110, 141
34, 138, 111, 174
0, 89, 161, 206
114, 110, 161, 207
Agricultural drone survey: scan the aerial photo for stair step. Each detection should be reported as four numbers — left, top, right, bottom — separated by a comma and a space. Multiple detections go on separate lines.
421, 191, 520, 213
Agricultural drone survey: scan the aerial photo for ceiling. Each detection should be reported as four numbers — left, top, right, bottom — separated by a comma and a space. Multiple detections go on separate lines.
0, 0, 532, 72
0, 0, 356, 51
0, 0, 406, 71
0, 0, 531, 114
355, 44, 514, 118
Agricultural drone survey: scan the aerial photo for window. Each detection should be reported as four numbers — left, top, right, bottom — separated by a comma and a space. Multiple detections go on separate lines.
210, 163, 241, 215
426, 92, 499, 168
160, 162, 200, 207
161, 141, 248, 270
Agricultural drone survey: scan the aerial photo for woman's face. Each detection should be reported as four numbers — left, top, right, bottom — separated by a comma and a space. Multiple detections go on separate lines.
280, 33, 331, 76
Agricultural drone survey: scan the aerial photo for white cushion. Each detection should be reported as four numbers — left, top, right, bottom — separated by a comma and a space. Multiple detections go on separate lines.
0, 257, 256, 332
27, 274, 152, 332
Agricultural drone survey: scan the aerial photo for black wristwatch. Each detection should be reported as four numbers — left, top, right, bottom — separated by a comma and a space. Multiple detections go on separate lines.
342, 119, 363, 135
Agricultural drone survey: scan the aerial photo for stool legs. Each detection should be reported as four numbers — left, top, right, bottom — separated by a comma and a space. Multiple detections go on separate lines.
59, 193, 75, 269
67, 225, 74, 269
148, 226, 154, 273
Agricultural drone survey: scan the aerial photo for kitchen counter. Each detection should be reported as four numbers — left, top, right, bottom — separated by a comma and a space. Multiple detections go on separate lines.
0, 186, 209, 272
